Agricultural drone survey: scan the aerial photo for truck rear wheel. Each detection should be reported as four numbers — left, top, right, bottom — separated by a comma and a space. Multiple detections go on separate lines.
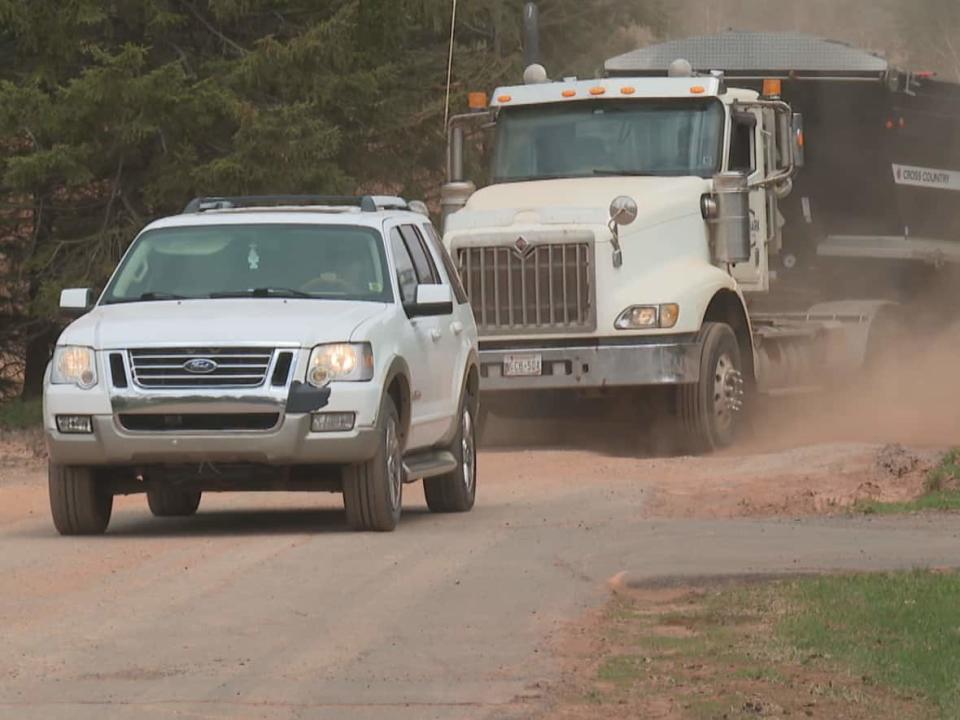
677, 322, 745, 453
147, 488, 202, 517
342, 396, 403, 532
424, 396, 478, 513
48, 463, 113, 536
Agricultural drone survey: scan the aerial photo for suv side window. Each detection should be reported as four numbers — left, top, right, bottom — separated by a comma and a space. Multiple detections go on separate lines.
389, 228, 419, 304
421, 223, 468, 304
398, 225, 439, 284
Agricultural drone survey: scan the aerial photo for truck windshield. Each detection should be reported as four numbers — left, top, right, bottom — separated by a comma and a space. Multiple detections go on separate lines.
101, 224, 392, 305
492, 99, 724, 182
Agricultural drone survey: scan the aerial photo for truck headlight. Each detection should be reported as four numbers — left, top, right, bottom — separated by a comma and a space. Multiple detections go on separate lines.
615, 304, 680, 330
307, 343, 374, 387
51, 346, 98, 389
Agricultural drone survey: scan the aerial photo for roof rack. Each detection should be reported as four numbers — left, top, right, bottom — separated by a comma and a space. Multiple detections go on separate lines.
181, 195, 408, 214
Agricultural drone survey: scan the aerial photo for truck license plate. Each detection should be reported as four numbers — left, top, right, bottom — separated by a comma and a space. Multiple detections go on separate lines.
503, 353, 542, 378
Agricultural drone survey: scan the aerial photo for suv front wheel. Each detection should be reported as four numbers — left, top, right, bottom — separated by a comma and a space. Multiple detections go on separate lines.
342, 396, 403, 532
48, 464, 113, 536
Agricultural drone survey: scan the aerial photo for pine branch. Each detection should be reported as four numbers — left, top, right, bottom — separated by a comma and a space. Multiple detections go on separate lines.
178, 0, 249, 56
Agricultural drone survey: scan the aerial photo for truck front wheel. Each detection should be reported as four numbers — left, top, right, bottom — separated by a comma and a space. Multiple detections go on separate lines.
48, 464, 113, 536
677, 322, 745, 453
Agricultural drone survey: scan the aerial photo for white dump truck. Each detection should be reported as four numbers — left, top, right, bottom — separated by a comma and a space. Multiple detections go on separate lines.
440, 25, 960, 451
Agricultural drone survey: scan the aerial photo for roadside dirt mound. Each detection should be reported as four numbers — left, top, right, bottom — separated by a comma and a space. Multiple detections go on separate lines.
642, 442, 938, 518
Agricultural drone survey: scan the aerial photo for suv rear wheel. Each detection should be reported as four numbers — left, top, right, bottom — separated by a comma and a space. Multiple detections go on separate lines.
343, 396, 403, 532
48, 464, 113, 536
424, 393, 478, 513
147, 488, 202, 517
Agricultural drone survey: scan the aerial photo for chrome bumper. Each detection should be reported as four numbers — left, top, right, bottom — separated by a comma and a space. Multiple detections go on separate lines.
46, 383, 381, 467
47, 414, 381, 466
478, 336, 702, 391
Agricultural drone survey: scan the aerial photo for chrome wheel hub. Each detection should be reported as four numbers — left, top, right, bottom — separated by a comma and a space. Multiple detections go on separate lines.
713, 353, 744, 431
461, 408, 476, 493
385, 419, 402, 511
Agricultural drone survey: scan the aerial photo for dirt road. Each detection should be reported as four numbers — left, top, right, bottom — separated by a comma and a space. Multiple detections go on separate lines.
2, 434, 959, 720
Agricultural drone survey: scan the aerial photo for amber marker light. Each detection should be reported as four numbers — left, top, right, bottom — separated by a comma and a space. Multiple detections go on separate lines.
468, 92, 488, 110
620, 86, 636, 95
690, 85, 706, 94
561, 89, 576, 98
497, 94, 512, 103
589, 86, 606, 96
762, 78, 782, 97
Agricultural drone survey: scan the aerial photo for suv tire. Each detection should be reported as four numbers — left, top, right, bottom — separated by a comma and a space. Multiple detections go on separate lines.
48, 464, 113, 536
147, 488, 202, 517
424, 393, 477, 513
343, 396, 403, 532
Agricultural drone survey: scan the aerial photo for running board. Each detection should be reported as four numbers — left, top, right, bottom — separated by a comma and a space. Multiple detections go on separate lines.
403, 451, 457, 482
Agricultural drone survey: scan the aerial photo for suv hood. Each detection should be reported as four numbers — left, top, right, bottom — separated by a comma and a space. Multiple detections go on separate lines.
59, 299, 389, 350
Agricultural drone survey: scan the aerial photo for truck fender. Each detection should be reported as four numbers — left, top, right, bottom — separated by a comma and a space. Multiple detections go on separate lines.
700, 289, 756, 384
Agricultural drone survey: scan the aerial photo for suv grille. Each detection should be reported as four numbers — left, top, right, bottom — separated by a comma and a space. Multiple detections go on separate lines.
458, 240, 595, 335
129, 347, 276, 388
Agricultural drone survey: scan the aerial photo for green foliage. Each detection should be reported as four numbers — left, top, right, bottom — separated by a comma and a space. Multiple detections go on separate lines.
780, 571, 960, 718
0, 398, 42, 429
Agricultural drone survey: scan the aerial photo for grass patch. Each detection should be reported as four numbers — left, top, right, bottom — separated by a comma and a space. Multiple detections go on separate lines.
597, 654, 645, 683
858, 449, 960, 515
559, 574, 948, 719
781, 570, 960, 718
0, 398, 42, 430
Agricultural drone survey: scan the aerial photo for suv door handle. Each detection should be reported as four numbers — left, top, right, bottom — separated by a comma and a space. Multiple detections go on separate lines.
451, 321, 464, 335
430, 328, 442, 342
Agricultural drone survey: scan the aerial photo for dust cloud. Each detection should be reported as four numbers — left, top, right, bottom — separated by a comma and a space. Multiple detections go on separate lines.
744, 321, 960, 454
661, 0, 960, 82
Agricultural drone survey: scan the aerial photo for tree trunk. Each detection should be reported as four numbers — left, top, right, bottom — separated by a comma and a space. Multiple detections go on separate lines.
20, 326, 55, 400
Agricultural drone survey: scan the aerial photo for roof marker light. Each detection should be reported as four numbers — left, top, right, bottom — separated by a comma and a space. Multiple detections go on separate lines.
589, 86, 606, 96
762, 79, 782, 97
620, 87, 636, 95
497, 94, 512, 103
690, 85, 706, 95
562, 89, 576, 98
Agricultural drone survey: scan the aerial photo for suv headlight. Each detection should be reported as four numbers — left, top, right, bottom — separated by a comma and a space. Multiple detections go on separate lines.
51, 346, 98, 389
615, 304, 680, 330
307, 343, 374, 387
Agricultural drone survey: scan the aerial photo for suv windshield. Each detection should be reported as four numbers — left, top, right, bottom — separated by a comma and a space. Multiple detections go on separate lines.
492, 99, 724, 182
102, 224, 392, 305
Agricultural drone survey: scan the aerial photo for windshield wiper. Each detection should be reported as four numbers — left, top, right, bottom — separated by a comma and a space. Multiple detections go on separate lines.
103, 291, 190, 305
592, 169, 659, 177
209, 287, 314, 299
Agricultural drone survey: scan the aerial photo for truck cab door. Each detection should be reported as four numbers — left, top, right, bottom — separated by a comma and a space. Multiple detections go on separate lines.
727, 107, 769, 293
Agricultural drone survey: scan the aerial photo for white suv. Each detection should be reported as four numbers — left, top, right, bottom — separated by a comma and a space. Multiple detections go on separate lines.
43, 195, 480, 534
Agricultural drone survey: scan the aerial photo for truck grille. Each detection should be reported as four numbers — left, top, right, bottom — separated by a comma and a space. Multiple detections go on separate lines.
458, 241, 595, 335
129, 347, 275, 388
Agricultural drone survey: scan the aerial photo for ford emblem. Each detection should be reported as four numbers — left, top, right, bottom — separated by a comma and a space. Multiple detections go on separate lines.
183, 358, 218, 374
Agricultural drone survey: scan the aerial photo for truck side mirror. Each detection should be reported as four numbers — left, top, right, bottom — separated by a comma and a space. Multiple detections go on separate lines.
708, 172, 751, 264
791, 113, 805, 169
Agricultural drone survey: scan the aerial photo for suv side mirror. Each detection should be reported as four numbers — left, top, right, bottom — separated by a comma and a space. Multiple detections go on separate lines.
406, 284, 454, 318
60, 288, 94, 317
